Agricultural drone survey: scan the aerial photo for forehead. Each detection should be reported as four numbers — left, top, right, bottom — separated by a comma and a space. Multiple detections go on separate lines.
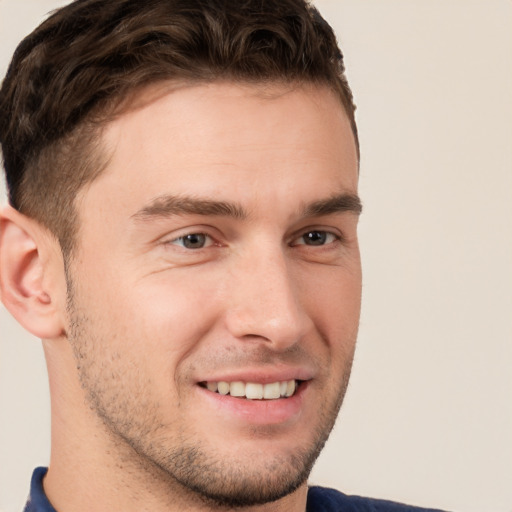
80, 81, 358, 219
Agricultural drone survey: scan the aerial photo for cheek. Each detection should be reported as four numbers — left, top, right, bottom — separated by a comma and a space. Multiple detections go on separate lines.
302, 264, 361, 348
107, 267, 223, 359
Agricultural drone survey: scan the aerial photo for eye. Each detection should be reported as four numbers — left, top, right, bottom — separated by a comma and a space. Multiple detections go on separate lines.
293, 230, 339, 246
170, 233, 213, 249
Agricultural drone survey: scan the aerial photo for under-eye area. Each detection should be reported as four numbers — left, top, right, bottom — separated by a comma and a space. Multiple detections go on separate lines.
199, 380, 303, 400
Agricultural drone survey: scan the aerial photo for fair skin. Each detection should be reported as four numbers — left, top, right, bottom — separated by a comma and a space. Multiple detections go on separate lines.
0, 82, 361, 512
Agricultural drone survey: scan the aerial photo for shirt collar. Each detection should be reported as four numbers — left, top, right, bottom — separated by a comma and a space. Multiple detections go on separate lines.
24, 467, 58, 512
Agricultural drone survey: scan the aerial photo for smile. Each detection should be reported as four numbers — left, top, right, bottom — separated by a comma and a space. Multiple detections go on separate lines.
200, 380, 300, 400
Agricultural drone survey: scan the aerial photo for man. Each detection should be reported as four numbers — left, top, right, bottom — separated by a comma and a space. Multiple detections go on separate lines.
0, 1, 447, 511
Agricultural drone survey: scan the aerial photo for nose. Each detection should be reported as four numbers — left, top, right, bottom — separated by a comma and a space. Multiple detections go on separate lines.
224, 245, 313, 351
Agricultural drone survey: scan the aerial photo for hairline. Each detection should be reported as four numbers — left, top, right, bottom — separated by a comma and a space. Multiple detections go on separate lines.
23, 77, 358, 260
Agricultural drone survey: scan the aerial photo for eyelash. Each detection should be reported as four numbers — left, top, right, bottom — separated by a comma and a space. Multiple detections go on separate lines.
168, 230, 342, 250
168, 233, 216, 250
291, 230, 341, 247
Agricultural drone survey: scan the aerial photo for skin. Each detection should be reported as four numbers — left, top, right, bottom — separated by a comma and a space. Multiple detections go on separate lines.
0, 82, 361, 512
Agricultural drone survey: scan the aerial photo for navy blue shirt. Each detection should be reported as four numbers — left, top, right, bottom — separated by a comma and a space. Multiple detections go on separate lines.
25, 467, 449, 512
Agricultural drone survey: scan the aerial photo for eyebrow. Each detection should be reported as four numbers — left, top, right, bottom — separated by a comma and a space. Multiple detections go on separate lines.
132, 192, 362, 221
132, 195, 247, 220
302, 193, 362, 217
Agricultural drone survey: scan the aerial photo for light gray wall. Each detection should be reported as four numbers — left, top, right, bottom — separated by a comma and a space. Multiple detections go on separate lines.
1, 1, 511, 511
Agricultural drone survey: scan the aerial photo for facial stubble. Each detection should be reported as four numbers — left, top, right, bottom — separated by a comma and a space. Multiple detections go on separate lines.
65, 277, 355, 508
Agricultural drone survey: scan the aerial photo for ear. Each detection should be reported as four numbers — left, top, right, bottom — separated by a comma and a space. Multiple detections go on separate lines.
0, 205, 66, 339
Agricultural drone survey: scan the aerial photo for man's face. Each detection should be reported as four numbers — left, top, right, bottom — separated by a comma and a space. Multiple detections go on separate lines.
66, 82, 361, 506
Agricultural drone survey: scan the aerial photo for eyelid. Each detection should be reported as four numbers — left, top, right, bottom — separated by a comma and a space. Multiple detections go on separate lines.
289, 228, 343, 247
169, 233, 214, 248
159, 226, 222, 248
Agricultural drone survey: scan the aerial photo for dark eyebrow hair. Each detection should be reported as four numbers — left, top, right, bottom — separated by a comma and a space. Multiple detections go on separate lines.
132, 192, 362, 222
132, 195, 247, 220
302, 193, 362, 217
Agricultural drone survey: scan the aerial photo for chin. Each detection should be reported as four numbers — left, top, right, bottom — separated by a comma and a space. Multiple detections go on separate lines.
160, 445, 318, 508
137, 421, 331, 508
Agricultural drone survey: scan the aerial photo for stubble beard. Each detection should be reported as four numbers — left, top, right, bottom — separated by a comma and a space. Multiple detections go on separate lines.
65, 283, 354, 508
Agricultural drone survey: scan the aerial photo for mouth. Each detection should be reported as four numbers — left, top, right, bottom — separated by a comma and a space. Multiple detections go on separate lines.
199, 380, 302, 400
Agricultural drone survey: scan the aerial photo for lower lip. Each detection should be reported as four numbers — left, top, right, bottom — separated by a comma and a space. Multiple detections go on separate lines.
196, 382, 309, 426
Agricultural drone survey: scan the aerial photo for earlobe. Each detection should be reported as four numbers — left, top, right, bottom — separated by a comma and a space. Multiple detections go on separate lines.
0, 206, 66, 339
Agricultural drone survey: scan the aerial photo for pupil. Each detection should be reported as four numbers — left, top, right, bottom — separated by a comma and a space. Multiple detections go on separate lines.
305, 231, 326, 245
184, 234, 206, 248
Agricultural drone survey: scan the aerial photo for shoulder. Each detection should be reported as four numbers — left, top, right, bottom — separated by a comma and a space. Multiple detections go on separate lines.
306, 486, 450, 512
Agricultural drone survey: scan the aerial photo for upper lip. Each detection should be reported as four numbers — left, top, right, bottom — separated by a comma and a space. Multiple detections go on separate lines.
196, 366, 315, 385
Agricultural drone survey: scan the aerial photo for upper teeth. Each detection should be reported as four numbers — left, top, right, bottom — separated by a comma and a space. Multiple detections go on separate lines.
205, 380, 297, 399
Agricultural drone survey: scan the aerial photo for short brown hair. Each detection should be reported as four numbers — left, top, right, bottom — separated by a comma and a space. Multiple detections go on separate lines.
0, 0, 358, 255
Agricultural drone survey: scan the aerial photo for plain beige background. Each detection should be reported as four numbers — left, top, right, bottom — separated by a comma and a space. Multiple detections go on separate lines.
1, 1, 511, 511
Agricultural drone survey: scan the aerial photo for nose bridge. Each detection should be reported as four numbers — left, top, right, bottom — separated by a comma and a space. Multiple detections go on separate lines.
225, 240, 311, 349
